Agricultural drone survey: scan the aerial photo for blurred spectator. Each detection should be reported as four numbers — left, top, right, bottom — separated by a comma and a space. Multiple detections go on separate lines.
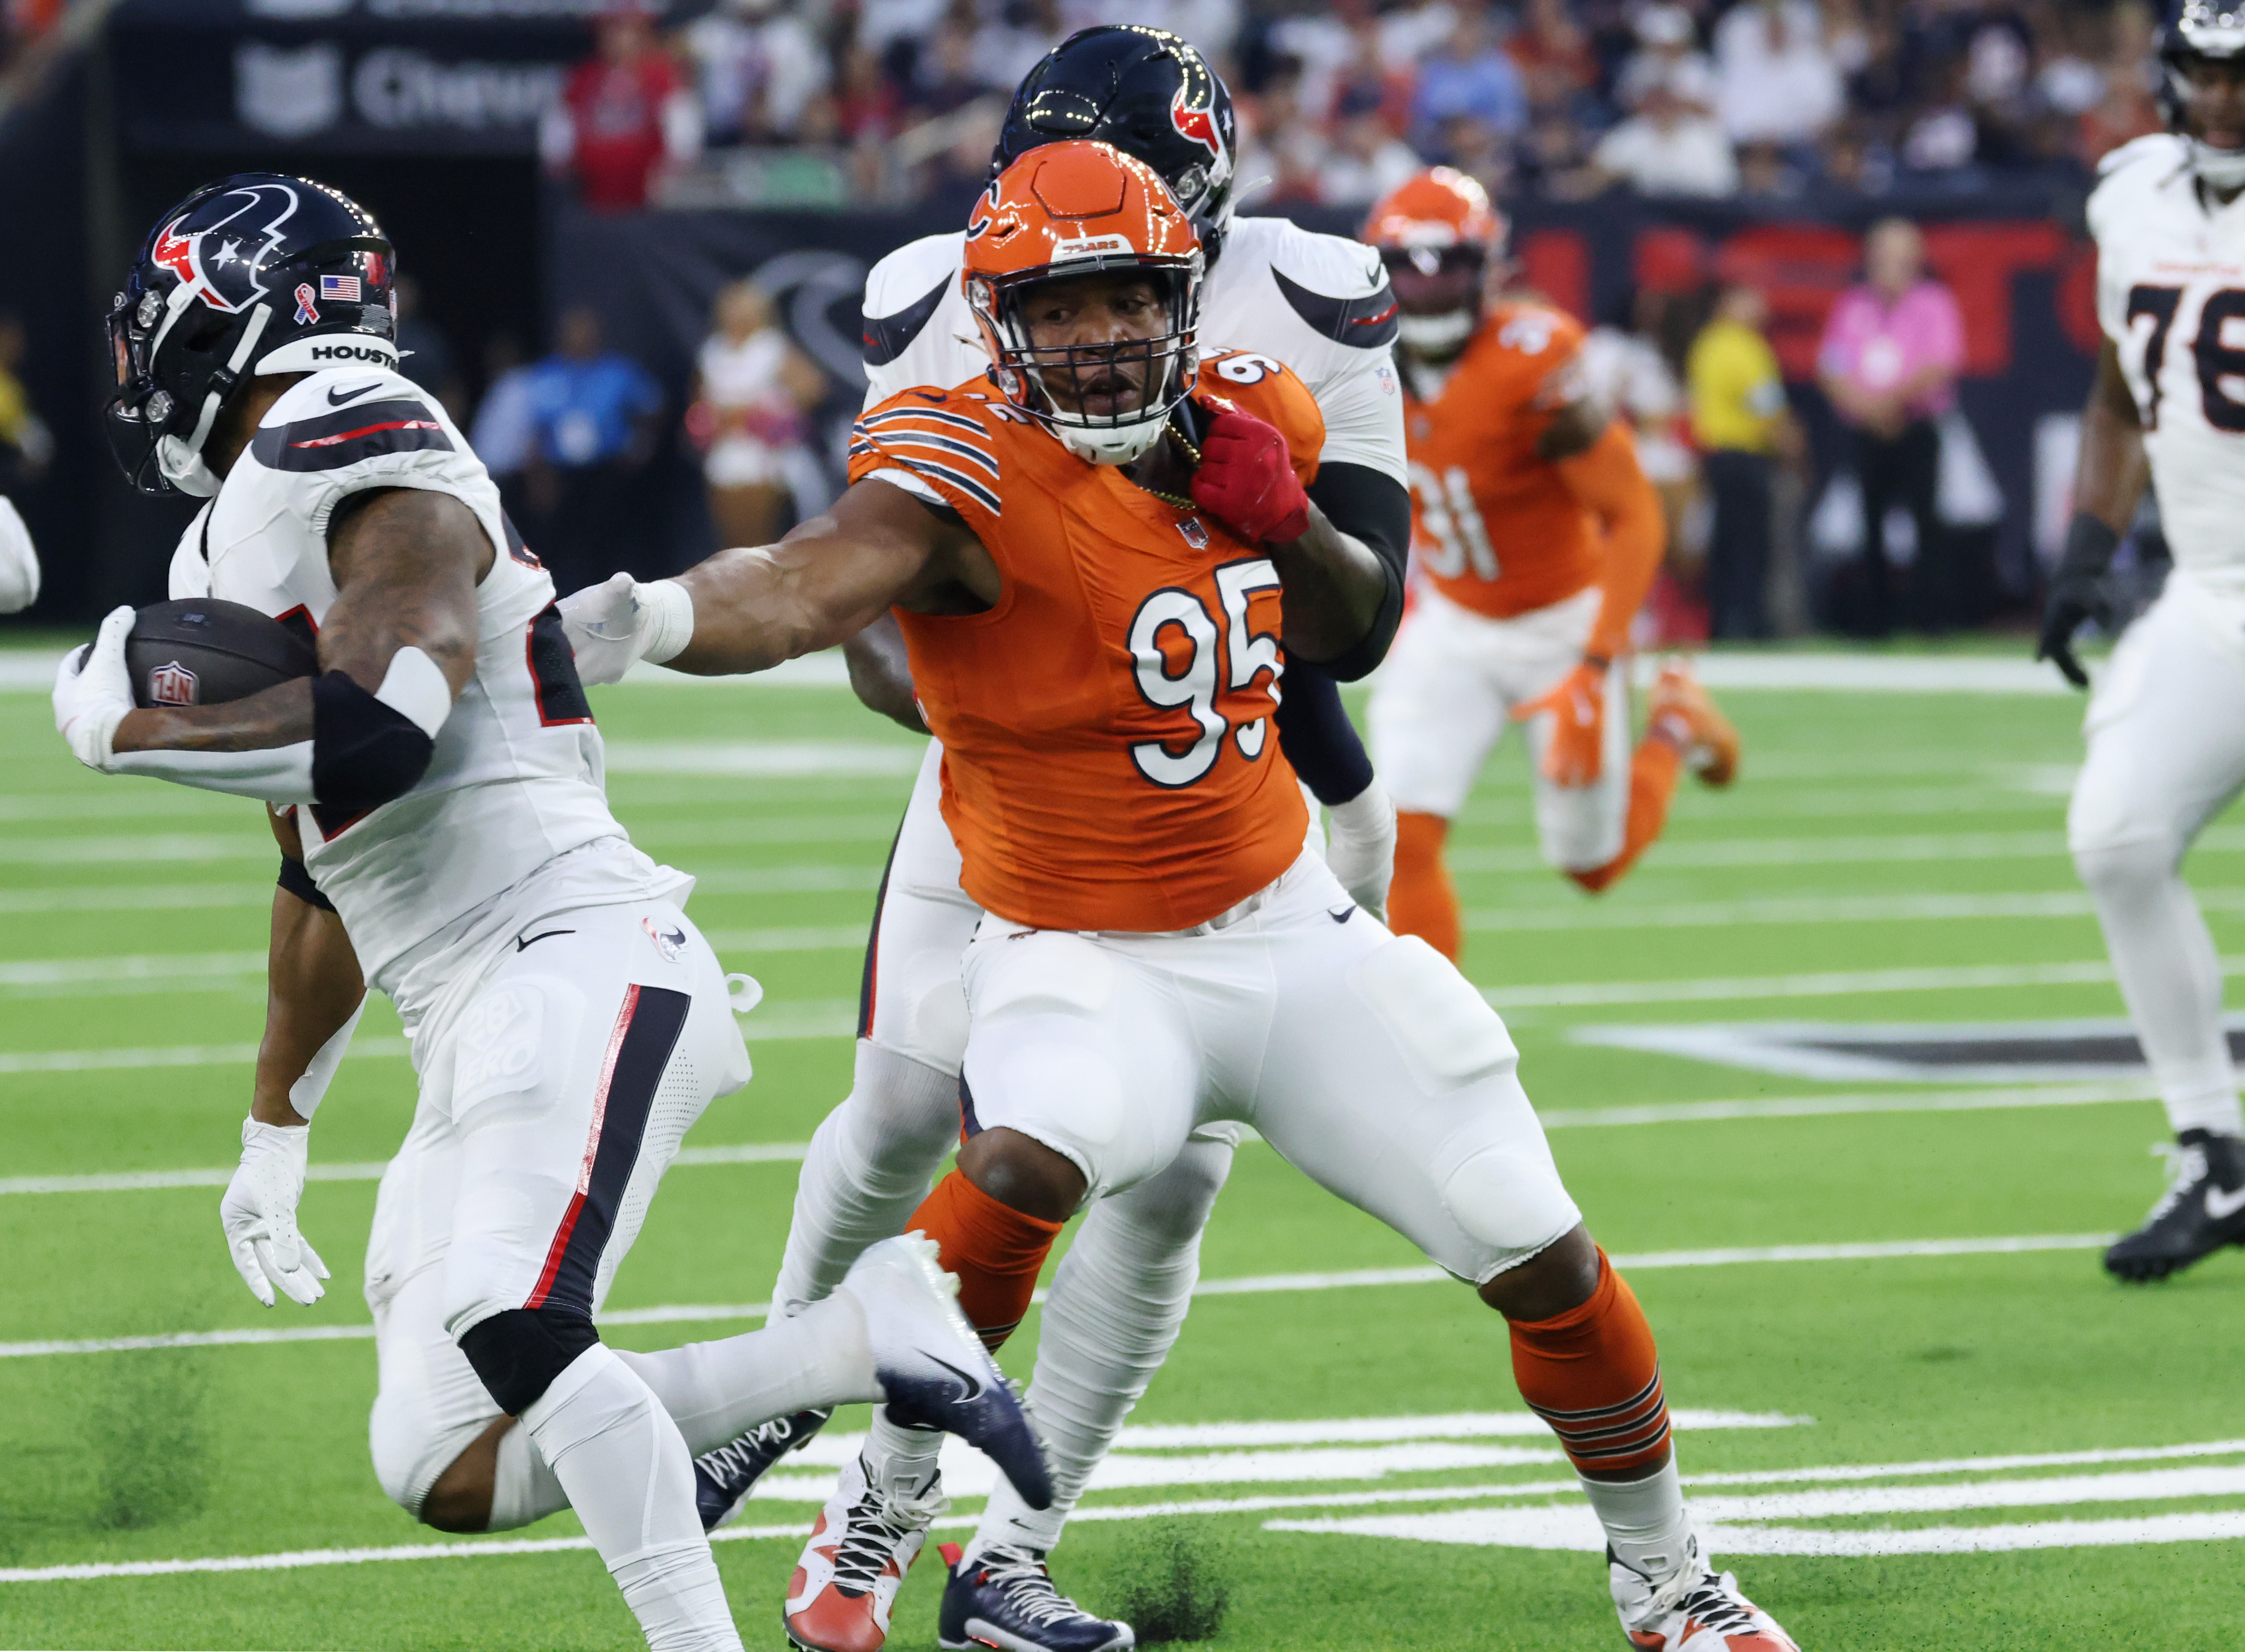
521, 308, 665, 591
689, 280, 827, 548
1714, 0, 1844, 147
975, 0, 1066, 91
2035, 8, 2109, 121
1901, 57, 1979, 172
1072, 0, 1241, 63
1267, 0, 1366, 126
1592, 81, 1739, 196
1435, 111, 1518, 201
1615, 3, 1718, 115
1320, 83, 1425, 205
1582, 287, 1696, 541
1412, 3, 1529, 144
471, 333, 537, 524
1816, 218, 1965, 634
687, 0, 830, 146
0, 312, 50, 499
1507, 0, 1597, 113
1738, 138, 1808, 196
916, 12, 996, 117
1236, 65, 1331, 207
391, 273, 468, 429
1689, 281, 1798, 640
543, 4, 700, 212
1326, 6, 1420, 135
1517, 107, 1598, 198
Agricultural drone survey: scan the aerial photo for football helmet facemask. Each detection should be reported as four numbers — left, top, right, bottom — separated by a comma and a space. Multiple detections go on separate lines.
106, 173, 397, 497
964, 140, 1204, 467
1362, 168, 1506, 362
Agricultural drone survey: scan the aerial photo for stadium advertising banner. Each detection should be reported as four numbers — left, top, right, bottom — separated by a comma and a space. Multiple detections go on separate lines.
105, 0, 636, 153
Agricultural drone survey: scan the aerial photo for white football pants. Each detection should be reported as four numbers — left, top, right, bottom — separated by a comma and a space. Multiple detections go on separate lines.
768, 740, 1249, 1552
1368, 584, 1632, 868
2069, 572, 2245, 1138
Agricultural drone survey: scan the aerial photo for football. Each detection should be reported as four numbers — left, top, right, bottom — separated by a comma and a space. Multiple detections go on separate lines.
123, 598, 319, 709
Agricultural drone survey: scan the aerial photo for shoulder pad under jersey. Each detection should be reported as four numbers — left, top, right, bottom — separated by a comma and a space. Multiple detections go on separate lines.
863, 233, 968, 367
1225, 215, 1398, 349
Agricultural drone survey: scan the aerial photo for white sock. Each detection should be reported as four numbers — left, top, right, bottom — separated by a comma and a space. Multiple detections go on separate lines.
771, 1043, 961, 1315
862, 1409, 946, 1498
1580, 1459, 1694, 1581
518, 1344, 743, 1652
618, 1295, 882, 1454
488, 1418, 567, 1530
2077, 838, 2245, 1138
969, 1136, 1233, 1559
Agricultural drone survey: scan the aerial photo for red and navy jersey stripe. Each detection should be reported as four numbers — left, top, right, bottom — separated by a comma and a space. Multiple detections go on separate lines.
525, 983, 692, 1317
249, 398, 454, 472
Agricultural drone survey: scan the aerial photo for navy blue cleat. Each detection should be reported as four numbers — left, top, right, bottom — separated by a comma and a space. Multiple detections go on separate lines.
937, 1542, 1135, 1652
694, 1407, 833, 1531
837, 1235, 1053, 1512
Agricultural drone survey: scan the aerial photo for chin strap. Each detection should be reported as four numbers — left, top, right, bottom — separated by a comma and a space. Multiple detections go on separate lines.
2196, 137, 2245, 189
156, 304, 273, 495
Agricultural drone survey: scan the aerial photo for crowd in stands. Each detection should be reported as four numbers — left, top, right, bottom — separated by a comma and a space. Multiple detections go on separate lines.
549, 0, 2172, 211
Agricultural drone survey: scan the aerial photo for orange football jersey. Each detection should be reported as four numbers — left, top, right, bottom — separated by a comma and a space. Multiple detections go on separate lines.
846, 352, 1323, 933
1403, 301, 1599, 619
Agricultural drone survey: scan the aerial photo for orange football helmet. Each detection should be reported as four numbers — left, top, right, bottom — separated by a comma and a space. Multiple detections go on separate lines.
1361, 168, 1508, 361
963, 139, 1204, 464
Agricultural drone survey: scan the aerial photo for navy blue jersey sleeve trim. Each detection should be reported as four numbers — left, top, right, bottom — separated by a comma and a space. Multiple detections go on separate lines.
862, 275, 953, 368
250, 398, 453, 472
1273, 269, 1400, 349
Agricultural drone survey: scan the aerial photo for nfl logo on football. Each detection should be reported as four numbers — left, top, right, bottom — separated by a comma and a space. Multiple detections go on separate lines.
147, 660, 198, 706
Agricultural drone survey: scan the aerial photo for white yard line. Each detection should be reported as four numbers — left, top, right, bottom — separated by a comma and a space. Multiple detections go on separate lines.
603, 741, 924, 778
1479, 957, 2185, 1009
0, 1236, 2111, 1362
1467, 890, 2201, 933
1453, 825, 2245, 875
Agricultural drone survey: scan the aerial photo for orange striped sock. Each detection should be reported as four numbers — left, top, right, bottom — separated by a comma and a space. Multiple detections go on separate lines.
906, 1170, 1063, 1351
1508, 1248, 1672, 1476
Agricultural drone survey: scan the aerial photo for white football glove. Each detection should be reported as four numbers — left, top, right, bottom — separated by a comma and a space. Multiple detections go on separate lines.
556, 572, 694, 686
1324, 779, 1396, 923
0, 496, 39, 614
220, 1117, 330, 1308
51, 605, 136, 772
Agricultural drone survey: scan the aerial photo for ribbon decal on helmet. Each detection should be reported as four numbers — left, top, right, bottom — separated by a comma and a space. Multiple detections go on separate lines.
294, 284, 320, 326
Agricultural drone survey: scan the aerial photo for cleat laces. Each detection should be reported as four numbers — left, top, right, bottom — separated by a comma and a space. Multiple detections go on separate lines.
971, 1545, 1097, 1628
698, 1409, 828, 1482
1645, 1565, 1760, 1639
2145, 1139, 2212, 1223
827, 1485, 947, 1597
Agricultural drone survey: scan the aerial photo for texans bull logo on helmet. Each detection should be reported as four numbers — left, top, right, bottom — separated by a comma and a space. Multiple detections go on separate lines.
1168, 81, 1223, 161
149, 181, 305, 318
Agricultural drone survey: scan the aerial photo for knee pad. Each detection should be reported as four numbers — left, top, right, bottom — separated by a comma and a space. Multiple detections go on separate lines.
1348, 935, 1517, 1094
2073, 835, 2181, 900
457, 1306, 600, 1416
368, 1392, 490, 1518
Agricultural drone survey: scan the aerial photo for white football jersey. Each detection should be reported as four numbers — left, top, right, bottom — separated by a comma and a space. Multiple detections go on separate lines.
2092, 134, 2245, 595
859, 213, 1407, 485
167, 365, 643, 993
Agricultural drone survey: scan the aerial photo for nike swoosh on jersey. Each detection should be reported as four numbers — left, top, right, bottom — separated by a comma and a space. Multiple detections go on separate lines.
2205, 1182, 2245, 1220
326, 380, 385, 406
1328, 904, 1356, 923
515, 929, 575, 951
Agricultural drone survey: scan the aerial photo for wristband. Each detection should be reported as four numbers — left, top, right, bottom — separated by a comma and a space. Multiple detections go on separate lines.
636, 578, 695, 666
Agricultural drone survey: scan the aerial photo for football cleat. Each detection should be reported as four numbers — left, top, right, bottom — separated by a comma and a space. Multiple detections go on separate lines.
784, 1451, 947, 1652
1610, 1541, 1798, 1652
838, 1233, 1053, 1512
2104, 1129, 2245, 1282
1647, 662, 1739, 788
937, 1541, 1136, 1652
695, 1407, 833, 1531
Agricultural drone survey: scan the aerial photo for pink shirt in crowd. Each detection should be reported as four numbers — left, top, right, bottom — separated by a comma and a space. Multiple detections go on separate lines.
1816, 280, 1965, 422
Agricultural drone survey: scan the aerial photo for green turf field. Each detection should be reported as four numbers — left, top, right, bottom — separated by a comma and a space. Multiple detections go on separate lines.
1, 649, 2237, 1651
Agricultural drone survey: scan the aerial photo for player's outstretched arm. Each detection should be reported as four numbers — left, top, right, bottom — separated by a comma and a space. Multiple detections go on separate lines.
661, 478, 992, 677
2039, 339, 2146, 688
57, 489, 489, 807
221, 805, 366, 1309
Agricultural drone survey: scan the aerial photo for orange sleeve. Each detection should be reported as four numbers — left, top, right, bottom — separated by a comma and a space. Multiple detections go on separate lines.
1199, 354, 1326, 487
1554, 421, 1663, 663
846, 388, 1005, 542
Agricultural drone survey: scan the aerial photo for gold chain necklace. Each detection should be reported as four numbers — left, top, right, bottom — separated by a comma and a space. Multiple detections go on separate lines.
1134, 419, 1202, 512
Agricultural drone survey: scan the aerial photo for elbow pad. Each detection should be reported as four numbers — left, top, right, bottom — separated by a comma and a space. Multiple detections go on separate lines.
311, 647, 451, 814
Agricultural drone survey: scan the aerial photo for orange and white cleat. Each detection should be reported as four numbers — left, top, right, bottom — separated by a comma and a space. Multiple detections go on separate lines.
783, 1450, 947, 1652
1647, 661, 1739, 788
1609, 1541, 1800, 1652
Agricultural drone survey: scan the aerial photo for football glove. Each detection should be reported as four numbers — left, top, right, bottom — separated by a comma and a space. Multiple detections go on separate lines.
1512, 659, 1607, 787
2036, 513, 2120, 691
51, 605, 136, 772
557, 572, 694, 686
221, 1116, 330, 1308
0, 495, 39, 614
1190, 407, 1311, 544
1323, 779, 1396, 922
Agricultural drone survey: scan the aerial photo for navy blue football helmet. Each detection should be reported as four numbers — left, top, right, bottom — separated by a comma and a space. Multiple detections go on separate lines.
106, 174, 397, 496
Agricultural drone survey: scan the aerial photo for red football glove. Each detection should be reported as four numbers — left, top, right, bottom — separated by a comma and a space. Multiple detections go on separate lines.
1190, 407, 1311, 544
1511, 659, 1606, 787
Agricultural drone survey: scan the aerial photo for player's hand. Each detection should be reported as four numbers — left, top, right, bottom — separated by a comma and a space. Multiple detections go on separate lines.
1190, 407, 1311, 544
2035, 513, 2120, 691
0, 496, 39, 615
220, 1117, 330, 1308
1512, 659, 1606, 787
557, 572, 694, 685
51, 605, 136, 773
1323, 779, 1395, 922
